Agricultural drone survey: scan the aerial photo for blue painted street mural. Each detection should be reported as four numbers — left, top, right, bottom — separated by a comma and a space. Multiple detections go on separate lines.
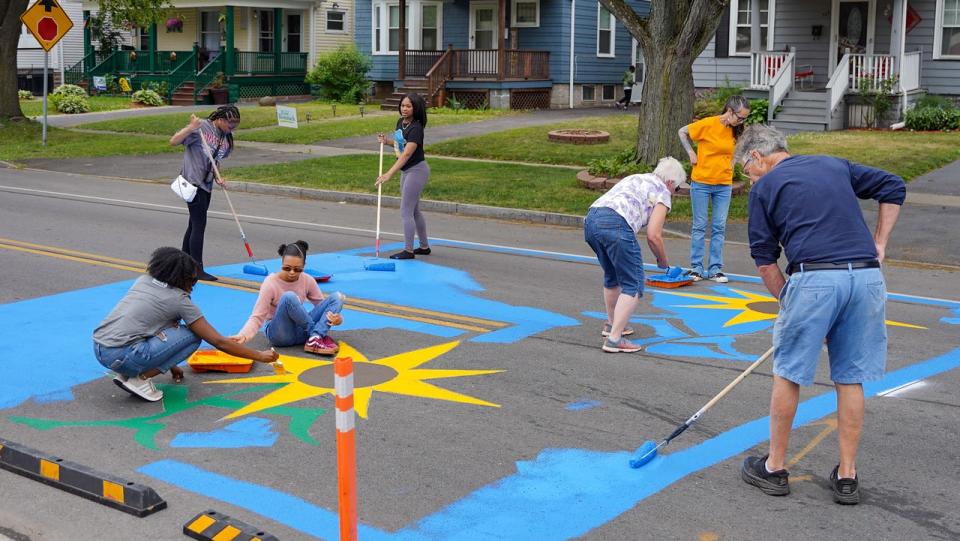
140, 348, 960, 540
169, 417, 278, 449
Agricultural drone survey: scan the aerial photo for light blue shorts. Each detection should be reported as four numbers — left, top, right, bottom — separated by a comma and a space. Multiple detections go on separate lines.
584, 207, 644, 297
773, 266, 887, 386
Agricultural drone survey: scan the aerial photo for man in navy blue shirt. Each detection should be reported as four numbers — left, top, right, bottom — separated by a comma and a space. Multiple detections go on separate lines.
734, 124, 905, 505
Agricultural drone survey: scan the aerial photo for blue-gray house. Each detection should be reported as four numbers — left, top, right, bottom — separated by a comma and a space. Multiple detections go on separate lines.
691, 0, 960, 131
354, 0, 649, 109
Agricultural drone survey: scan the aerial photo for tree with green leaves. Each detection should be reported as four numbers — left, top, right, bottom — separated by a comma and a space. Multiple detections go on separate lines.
599, 0, 730, 165
1, 0, 170, 121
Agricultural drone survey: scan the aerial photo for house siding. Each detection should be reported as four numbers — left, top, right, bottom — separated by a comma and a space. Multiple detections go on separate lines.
315, 1, 356, 58
357, 0, 647, 86
905, 0, 960, 95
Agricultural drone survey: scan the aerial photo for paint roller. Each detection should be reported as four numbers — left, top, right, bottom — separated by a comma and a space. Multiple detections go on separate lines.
630, 346, 774, 468
364, 139, 396, 272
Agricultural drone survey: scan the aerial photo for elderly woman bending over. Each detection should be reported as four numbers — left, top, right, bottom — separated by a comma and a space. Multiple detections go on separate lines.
584, 157, 687, 353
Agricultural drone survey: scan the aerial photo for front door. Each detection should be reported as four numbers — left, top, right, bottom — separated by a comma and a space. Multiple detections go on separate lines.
285, 12, 302, 53
199, 10, 221, 60
469, 2, 498, 74
830, 0, 875, 69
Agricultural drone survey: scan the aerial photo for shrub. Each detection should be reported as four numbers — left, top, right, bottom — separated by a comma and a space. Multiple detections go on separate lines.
305, 45, 372, 103
52, 84, 88, 98
132, 89, 165, 107
913, 94, 956, 110
56, 94, 91, 114
18, 90, 34, 100
713, 77, 745, 107
586, 147, 651, 178
854, 76, 897, 128
693, 95, 723, 119
745, 99, 781, 124
904, 105, 960, 131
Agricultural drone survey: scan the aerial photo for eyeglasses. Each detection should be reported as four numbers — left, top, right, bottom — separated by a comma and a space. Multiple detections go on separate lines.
281, 266, 304, 273
734, 111, 749, 121
741, 156, 754, 172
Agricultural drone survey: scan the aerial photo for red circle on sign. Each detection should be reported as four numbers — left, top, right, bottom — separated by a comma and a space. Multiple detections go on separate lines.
38, 17, 58, 41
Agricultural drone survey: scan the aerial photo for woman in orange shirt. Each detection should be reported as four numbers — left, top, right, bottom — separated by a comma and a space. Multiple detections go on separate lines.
677, 95, 750, 283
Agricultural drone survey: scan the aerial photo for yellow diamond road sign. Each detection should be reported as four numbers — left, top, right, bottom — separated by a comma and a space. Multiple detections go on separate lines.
20, 0, 74, 52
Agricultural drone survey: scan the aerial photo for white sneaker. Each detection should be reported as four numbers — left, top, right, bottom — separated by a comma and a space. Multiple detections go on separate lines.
709, 272, 729, 283
114, 375, 163, 402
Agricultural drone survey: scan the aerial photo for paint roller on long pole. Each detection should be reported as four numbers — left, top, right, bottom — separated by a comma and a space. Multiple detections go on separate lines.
363, 139, 395, 272
198, 129, 269, 277
630, 346, 775, 468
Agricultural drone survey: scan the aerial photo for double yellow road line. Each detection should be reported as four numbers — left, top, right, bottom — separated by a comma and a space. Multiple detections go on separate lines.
0, 237, 507, 334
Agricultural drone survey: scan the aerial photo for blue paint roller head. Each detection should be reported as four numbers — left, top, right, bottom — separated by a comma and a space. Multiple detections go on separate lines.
364, 260, 396, 272
629, 440, 658, 469
243, 263, 269, 276
667, 266, 683, 279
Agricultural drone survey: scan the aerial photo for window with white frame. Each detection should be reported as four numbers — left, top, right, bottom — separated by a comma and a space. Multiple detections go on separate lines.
512, 0, 539, 27
327, 11, 346, 32
935, 0, 960, 58
258, 10, 274, 53
730, 0, 775, 56
421, 4, 439, 50
597, 6, 615, 57
372, 2, 441, 54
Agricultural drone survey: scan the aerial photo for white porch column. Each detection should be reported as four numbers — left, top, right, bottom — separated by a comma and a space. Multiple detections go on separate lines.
750, 0, 762, 53
889, 0, 907, 72
309, 3, 317, 67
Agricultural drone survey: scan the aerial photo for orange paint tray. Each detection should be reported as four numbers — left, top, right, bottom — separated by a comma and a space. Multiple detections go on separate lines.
646, 277, 694, 289
187, 350, 254, 373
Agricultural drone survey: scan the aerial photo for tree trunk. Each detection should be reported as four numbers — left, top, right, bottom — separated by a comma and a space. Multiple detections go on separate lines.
1, 0, 30, 121
599, 0, 728, 165
636, 52, 695, 163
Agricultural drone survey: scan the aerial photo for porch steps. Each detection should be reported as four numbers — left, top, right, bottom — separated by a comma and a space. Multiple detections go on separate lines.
771, 91, 829, 134
171, 82, 208, 106
381, 78, 430, 110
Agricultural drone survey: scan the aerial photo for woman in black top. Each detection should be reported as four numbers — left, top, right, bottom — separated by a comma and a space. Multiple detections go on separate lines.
169, 105, 241, 281
376, 94, 431, 260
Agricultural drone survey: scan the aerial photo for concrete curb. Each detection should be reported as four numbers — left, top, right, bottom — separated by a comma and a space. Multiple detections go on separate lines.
220, 180, 589, 227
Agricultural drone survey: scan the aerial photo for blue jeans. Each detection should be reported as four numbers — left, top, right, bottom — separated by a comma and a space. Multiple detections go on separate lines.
584, 207, 645, 297
689, 182, 732, 276
93, 326, 201, 378
264, 291, 345, 347
773, 266, 887, 386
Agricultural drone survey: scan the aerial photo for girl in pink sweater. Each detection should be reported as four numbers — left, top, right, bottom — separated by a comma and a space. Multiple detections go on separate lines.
231, 241, 344, 355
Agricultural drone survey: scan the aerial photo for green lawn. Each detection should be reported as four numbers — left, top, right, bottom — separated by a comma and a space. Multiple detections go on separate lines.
786, 130, 960, 181
430, 115, 960, 180
430, 116, 638, 166
238, 111, 507, 145
18, 96, 133, 117
0, 120, 175, 161
227, 154, 604, 215
77, 101, 369, 135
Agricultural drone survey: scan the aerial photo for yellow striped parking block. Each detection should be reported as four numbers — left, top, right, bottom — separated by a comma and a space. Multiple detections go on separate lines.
183, 510, 279, 541
0, 437, 166, 516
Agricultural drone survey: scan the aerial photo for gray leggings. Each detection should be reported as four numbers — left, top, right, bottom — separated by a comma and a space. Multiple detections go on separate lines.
400, 161, 430, 251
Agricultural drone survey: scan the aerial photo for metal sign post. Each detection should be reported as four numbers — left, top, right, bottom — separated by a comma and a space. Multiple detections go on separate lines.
42, 51, 48, 146
20, 0, 73, 147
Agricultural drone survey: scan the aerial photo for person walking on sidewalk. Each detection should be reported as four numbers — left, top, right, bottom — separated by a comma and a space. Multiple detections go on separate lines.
170, 105, 242, 281
617, 65, 636, 110
734, 124, 905, 504
678, 95, 750, 283
584, 157, 685, 353
377, 94, 432, 260
93, 247, 278, 403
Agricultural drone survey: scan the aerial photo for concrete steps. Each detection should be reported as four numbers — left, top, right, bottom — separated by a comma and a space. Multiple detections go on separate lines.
772, 90, 829, 133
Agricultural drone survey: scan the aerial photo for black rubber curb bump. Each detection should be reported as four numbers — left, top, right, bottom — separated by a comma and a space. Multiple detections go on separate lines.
0, 437, 167, 517
183, 510, 279, 541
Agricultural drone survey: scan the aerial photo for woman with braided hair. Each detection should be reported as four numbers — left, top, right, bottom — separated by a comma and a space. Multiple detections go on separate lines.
170, 105, 242, 281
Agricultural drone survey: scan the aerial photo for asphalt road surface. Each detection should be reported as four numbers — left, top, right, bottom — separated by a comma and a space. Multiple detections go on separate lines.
1, 166, 958, 541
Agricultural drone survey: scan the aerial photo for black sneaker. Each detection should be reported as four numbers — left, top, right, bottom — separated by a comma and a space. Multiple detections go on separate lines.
389, 250, 415, 260
741, 455, 790, 496
197, 271, 219, 282
413, 247, 432, 255
830, 465, 860, 505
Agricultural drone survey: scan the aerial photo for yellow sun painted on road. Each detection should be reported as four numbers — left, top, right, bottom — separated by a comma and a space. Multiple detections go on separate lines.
207, 341, 503, 420
659, 288, 926, 329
